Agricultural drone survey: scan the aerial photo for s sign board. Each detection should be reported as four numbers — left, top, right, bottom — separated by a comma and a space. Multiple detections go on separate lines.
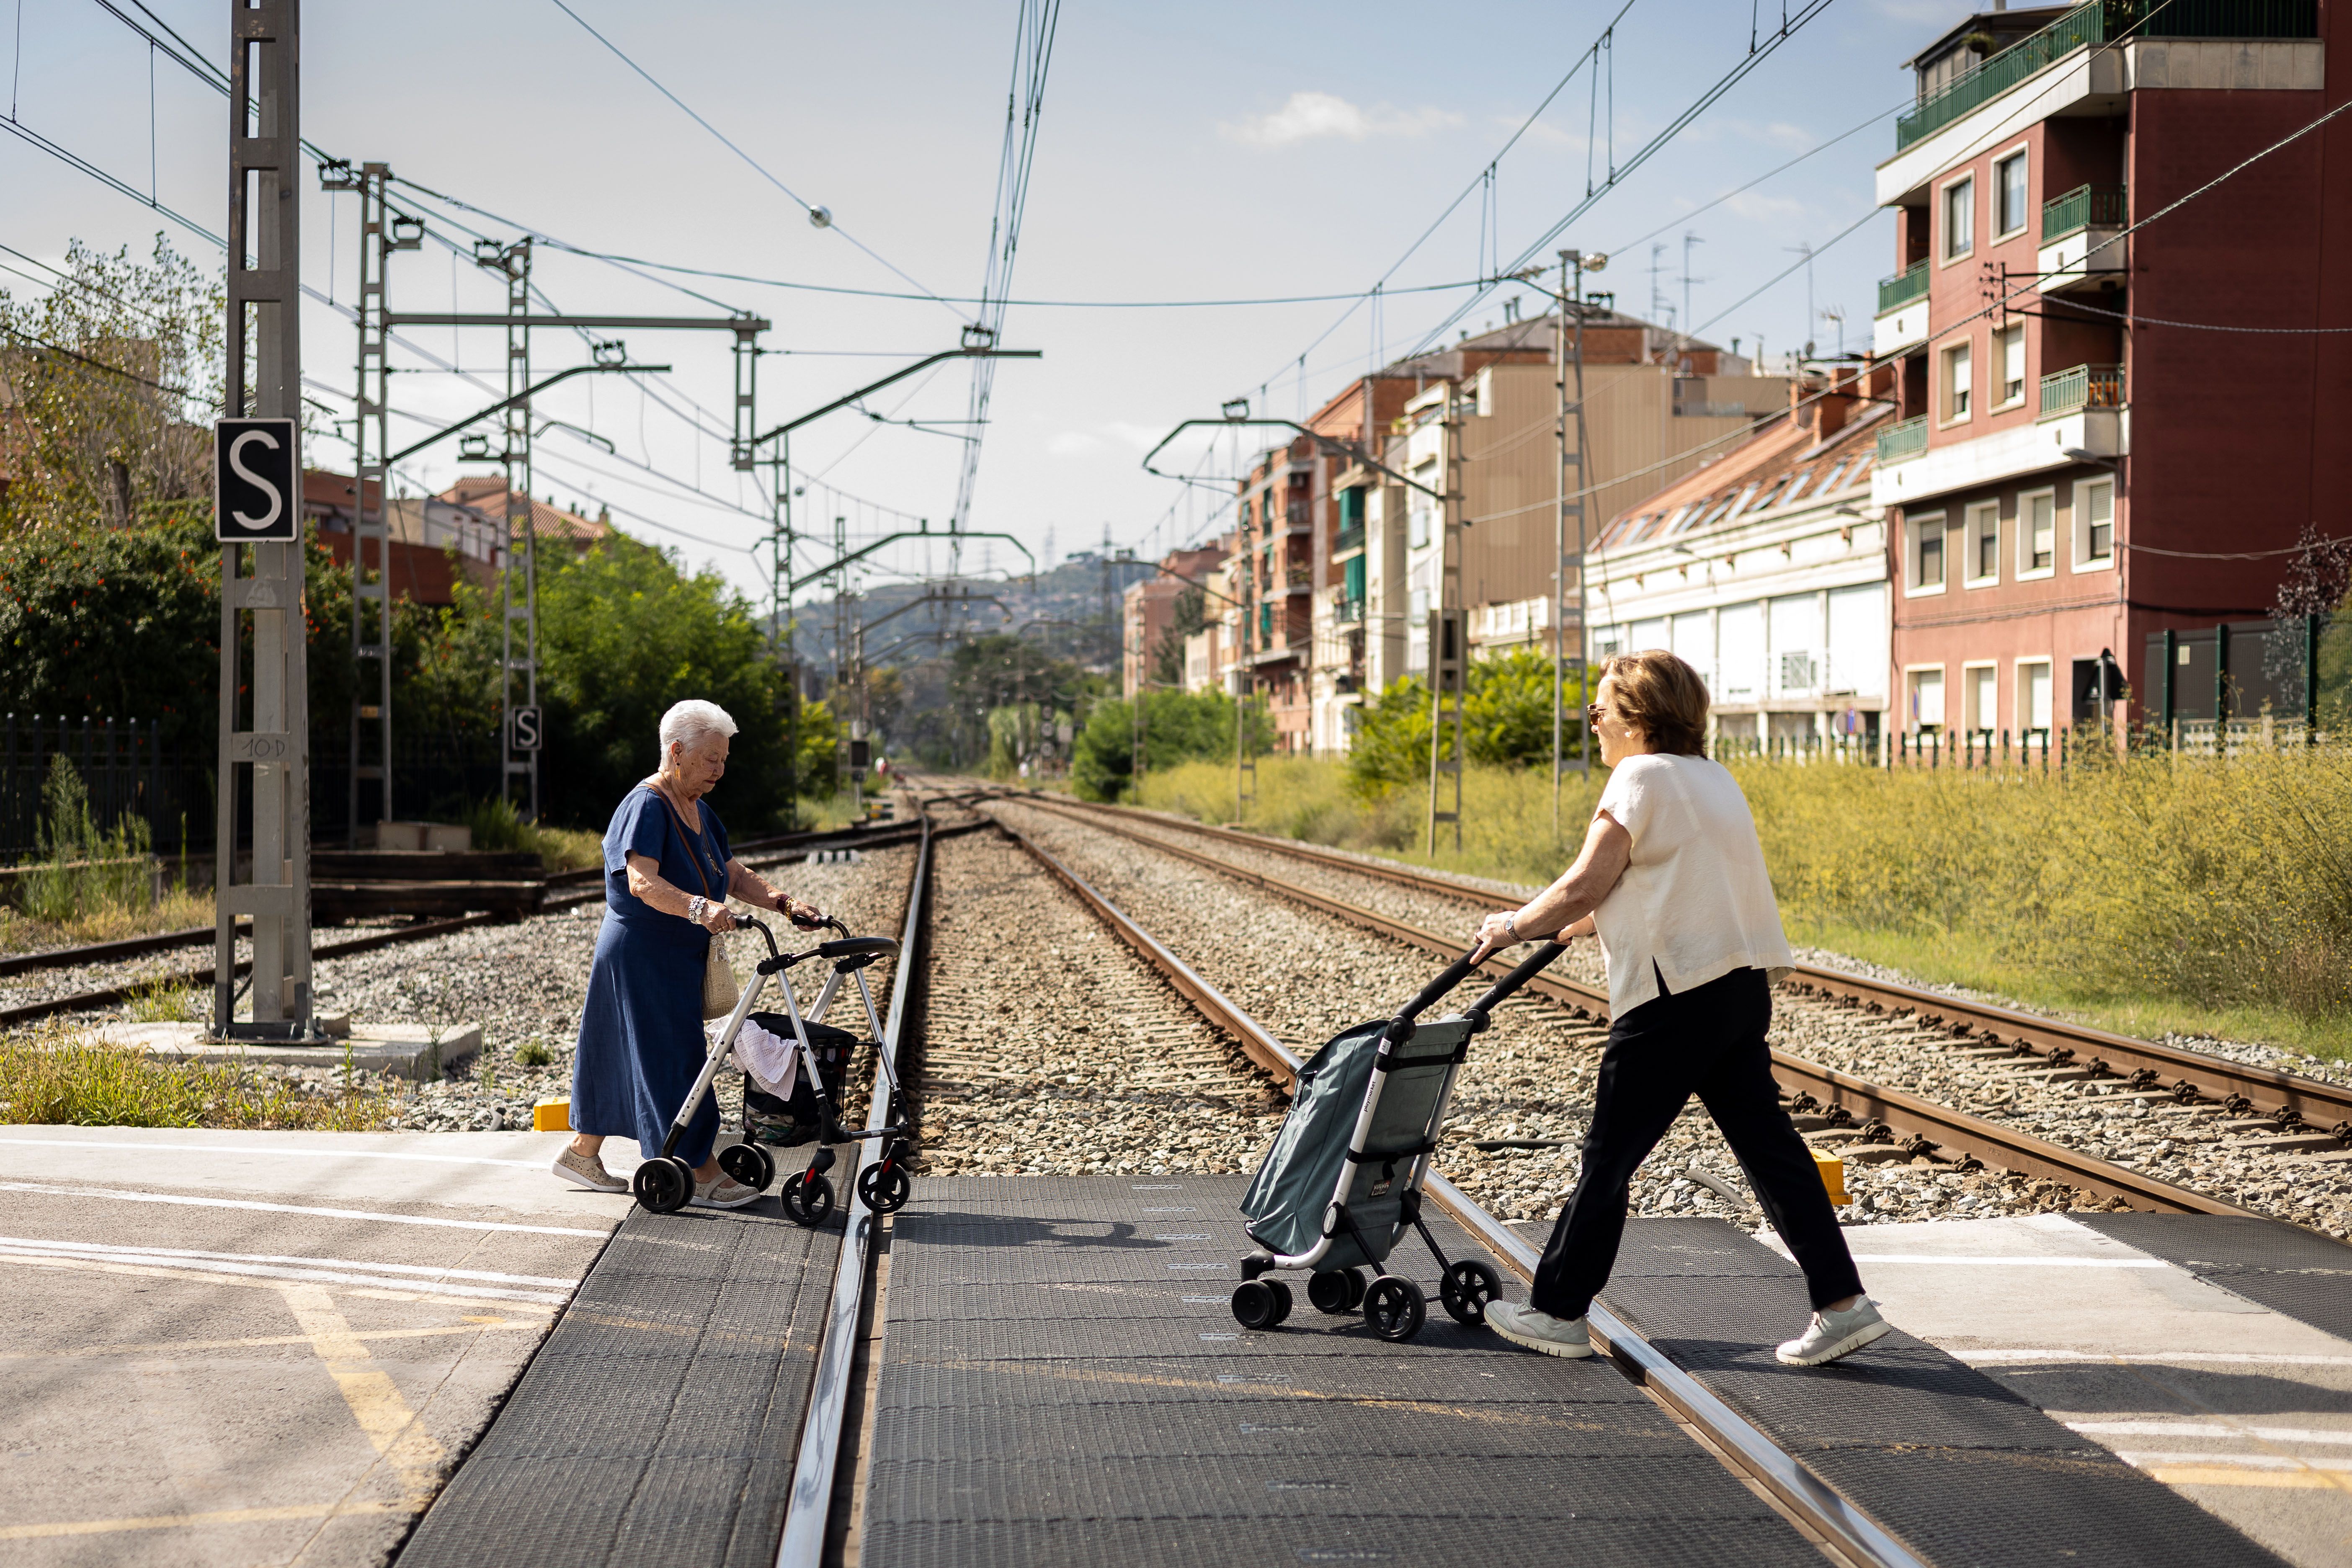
214, 418, 301, 542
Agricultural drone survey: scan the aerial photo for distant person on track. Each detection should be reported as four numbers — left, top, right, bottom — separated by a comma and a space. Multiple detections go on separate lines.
554, 699, 827, 1207
1468, 651, 1890, 1368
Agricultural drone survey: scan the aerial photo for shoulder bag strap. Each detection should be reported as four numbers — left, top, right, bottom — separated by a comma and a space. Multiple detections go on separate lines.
654, 785, 715, 901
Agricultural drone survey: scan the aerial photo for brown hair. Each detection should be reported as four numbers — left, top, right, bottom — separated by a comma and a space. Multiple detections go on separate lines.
1600, 650, 1709, 756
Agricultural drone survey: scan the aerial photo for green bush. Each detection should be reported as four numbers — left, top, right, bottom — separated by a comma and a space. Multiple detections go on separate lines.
1072, 689, 1267, 802
1348, 649, 1589, 796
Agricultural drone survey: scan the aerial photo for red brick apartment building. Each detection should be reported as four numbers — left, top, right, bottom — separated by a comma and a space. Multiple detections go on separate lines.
1870, 1, 2347, 737
1121, 542, 1228, 696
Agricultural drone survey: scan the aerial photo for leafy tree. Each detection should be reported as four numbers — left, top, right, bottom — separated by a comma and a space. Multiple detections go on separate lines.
1148, 585, 1206, 689
1071, 688, 1264, 802
0, 236, 222, 535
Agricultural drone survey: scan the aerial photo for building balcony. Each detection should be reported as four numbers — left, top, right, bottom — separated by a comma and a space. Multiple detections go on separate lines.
1877, 260, 1928, 315
2039, 185, 2127, 293
1333, 595, 1365, 625
2038, 363, 2123, 419
1334, 524, 1365, 559
1872, 403, 2127, 508
1895, 1, 2110, 151
1877, 415, 1929, 466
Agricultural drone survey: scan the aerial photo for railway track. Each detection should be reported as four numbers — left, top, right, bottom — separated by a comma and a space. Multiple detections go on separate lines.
977, 790, 2352, 1222
0, 820, 934, 1031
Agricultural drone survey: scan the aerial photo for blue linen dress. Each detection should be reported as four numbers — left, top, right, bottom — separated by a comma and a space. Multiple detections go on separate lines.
571, 784, 735, 1168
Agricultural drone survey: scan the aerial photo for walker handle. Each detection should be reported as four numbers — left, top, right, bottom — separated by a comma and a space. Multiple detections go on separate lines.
740, 915, 780, 959
1461, 942, 1568, 1033
1386, 953, 1483, 1043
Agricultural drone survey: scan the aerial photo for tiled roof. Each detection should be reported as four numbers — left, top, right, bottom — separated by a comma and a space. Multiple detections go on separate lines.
1596, 399, 1890, 552
438, 477, 614, 543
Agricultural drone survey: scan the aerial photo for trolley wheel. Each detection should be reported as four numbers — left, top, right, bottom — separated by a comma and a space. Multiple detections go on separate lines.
1264, 1279, 1294, 1327
779, 1171, 836, 1227
1231, 1279, 1281, 1330
1308, 1269, 1355, 1315
856, 1160, 912, 1215
1439, 1260, 1505, 1326
1342, 1266, 1368, 1310
1363, 1277, 1427, 1342
632, 1156, 693, 1215
719, 1142, 776, 1192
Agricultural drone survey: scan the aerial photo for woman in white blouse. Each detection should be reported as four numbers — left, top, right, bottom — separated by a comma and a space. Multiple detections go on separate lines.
1470, 650, 1888, 1368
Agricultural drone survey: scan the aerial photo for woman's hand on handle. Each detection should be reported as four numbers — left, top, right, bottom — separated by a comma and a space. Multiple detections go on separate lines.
702, 904, 738, 934
1469, 910, 1525, 966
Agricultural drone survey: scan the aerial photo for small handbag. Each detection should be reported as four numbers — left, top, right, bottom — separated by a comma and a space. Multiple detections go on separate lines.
663, 789, 739, 1021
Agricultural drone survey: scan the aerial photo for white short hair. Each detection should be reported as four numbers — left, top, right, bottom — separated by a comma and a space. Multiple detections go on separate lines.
658, 699, 738, 766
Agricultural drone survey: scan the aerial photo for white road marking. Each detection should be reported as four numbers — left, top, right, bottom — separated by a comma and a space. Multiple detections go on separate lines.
0, 1134, 551, 1168
1847, 1253, 2167, 1268
0, 1246, 570, 1305
0, 1180, 609, 1236
2114, 1450, 2352, 1473
2071, 1420, 2352, 1447
0, 1251, 560, 1310
1959, 1348, 2352, 1367
0, 1235, 577, 1287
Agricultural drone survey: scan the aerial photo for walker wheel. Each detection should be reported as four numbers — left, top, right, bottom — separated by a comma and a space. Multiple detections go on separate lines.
1231, 1279, 1280, 1330
1308, 1269, 1354, 1315
780, 1171, 835, 1227
1439, 1260, 1505, 1326
1363, 1277, 1426, 1342
856, 1160, 911, 1215
632, 1156, 693, 1215
1265, 1279, 1294, 1327
1342, 1266, 1368, 1310
719, 1142, 776, 1191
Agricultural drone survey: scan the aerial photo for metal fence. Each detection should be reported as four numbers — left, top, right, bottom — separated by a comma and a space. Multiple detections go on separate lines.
2, 717, 510, 861
0, 715, 210, 861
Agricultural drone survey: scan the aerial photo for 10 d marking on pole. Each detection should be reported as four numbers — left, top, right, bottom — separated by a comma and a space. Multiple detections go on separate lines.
511, 705, 542, 752
214, 418, 299, 542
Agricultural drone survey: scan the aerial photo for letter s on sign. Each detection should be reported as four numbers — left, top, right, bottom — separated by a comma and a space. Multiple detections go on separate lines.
229, 428, 284, 532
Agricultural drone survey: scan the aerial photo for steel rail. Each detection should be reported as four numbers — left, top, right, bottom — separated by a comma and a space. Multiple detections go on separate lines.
988, 794, 2257, 1217
1025, 794, 2352, 1142
980, 806, 1929, 1568
775, 811, 934, 1568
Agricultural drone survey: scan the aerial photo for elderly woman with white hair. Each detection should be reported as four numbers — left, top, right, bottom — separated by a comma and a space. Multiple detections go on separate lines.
554, 699, 826, 1205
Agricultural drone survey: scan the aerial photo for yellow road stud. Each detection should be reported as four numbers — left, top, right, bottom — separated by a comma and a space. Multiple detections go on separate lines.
533, 1099, 572, 1132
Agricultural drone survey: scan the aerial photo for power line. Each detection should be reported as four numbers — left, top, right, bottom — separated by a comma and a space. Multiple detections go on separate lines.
541, 0, 964, 320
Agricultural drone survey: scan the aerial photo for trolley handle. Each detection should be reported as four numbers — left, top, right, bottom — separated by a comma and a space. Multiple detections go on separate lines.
1385, 953, 1483, 1043
1461, 942, 1568, 1033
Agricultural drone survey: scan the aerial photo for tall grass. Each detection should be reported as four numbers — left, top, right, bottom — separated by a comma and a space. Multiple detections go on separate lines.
0, 756, 211, 951
1141, 743, 2352, 1056
461, 795, 603, 872
0, 1025, 395, 1129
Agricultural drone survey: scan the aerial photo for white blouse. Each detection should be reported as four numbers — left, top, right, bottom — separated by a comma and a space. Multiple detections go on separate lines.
1588, 753, 1793, 1018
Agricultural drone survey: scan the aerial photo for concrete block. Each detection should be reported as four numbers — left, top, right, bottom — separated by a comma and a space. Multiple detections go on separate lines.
533, 1098, 571, 1132
94, 1019, 481, 1079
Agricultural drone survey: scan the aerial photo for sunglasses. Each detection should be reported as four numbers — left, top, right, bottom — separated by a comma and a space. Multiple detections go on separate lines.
1586, 702, 1606, 727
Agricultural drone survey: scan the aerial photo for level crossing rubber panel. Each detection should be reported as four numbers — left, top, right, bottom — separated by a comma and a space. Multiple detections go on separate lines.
2072, 1212, 2352, 1341
862, 1175, 1823, 1568
1594, 1217, 2293, 1568
397, 1190, 841, 1568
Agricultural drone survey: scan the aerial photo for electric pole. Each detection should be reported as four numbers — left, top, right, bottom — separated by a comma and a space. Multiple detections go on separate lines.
1553, 248, 1605, 833
1426, 384, 1464, 856
472, 238, 541, 821
214, 0, 313, 1040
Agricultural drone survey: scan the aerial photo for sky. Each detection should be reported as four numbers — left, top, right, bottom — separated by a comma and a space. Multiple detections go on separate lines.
3, 0, 1978, 609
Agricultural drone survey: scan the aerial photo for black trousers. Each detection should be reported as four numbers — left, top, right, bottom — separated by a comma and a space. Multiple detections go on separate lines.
1530, 966, 1865, 1319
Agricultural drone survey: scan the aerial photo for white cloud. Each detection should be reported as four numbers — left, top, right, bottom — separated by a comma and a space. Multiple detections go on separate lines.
1870, 0, 1968, 22
1224, 91, 1462, 148
1045, 431, 1104, 458
1046, 422, 1165, 458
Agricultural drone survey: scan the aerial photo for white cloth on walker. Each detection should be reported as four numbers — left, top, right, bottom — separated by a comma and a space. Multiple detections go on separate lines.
732, 1016, 800, 1099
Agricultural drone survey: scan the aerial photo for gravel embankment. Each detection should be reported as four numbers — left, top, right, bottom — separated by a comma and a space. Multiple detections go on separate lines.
909, 827, 1284, 1178
990, 801, 2352, 1241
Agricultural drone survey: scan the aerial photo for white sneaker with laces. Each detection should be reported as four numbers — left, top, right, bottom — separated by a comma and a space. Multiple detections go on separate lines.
1776, 1298, 1891, 1366
690, 1174, 763, 1210
1484, 1300, 1594, 1358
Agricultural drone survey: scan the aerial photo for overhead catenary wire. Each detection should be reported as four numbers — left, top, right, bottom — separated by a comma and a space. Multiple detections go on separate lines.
541, 0, 965, 321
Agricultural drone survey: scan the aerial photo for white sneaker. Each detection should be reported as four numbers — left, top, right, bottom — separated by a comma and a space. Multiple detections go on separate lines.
552, 1147, 625, 1193
690, 1174, 763, 1210
1776, 1298, 1892, 1366
1484, 1300, 1594, 1359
